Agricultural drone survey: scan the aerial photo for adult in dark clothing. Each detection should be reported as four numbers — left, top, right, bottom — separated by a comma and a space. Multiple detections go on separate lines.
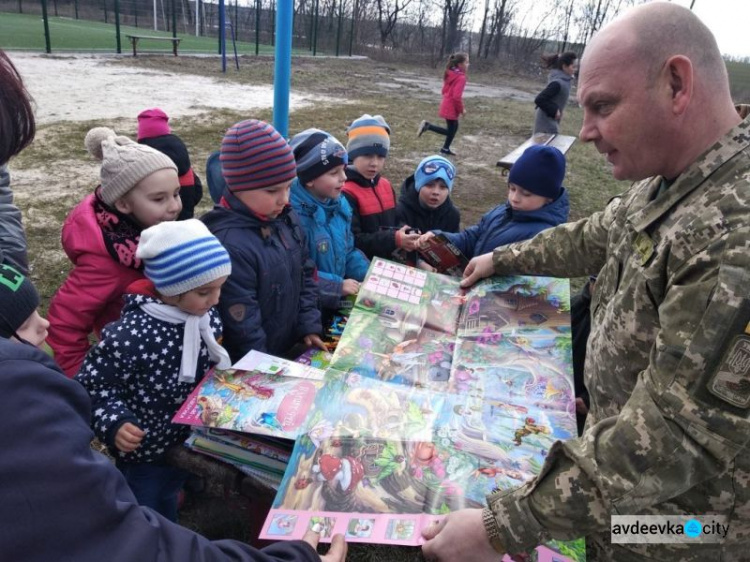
570, 277, 595, 435
137, 108, 204, 220
0, 50, 35, 273
0, 337, 346, 562
533, 51, 578, 134
396, 155, 461, 235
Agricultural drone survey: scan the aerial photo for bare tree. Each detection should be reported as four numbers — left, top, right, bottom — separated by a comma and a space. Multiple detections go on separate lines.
375, 0, 413, 48
441, 0, 470, 54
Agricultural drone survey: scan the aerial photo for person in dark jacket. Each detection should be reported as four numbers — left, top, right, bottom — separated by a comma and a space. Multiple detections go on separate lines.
533, 51, 578, 134
76, 220, 233, 522
137, 108, 204, 220
418, 145, 569, 261
289, 128, 369, 312
342, 114, 420, 260
396, 154, 461, 235
202, 119, 325, 362
0, 336, 346, 562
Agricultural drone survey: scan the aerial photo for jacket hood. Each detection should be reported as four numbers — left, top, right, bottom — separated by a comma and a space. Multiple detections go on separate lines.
399, 173, 457, 220
290, 178, 351, 227
508, 187, 570, 226
549, 68, 573, 83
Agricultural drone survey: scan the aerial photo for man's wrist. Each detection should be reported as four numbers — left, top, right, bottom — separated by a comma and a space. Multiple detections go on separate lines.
482, 506, 506, 554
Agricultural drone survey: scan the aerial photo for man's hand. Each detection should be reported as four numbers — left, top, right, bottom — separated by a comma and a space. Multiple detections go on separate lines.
460, 253, 494, 288
342, 279, 361, 296
303, 333, 328, 351
422, 509, 501, 562
302, 529, 347, 562
115, 422, 145, 453
397, 225, 421, 251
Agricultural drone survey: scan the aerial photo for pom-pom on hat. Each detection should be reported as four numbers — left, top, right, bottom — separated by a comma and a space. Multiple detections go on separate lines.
85, 126, 178, 206
414, 155, 456, 192
136, 219, 232, 297
220, 119, 297, 192
0, 264, 40, 340
290, 128, 348, 185
508, 145, 566, 200
346, 114, 391, 159
137, 108, 171, 140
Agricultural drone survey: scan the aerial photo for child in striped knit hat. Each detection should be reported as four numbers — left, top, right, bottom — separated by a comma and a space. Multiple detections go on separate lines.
76, 219, 232, 522
202, 119, 325, 362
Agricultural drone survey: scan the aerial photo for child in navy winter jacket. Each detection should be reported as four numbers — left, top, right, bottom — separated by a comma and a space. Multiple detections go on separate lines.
342, 114, 420, 260
418, 145, 569, 260
76, 219, 232, 522
202, 119, 325, 362
396, 154, 461, 234
137, 108, 204, 220
289, 128, 369, 312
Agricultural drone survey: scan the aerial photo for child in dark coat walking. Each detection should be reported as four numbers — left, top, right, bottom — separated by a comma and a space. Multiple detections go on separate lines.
76, 219, 232, 522
418, 145, 569, 261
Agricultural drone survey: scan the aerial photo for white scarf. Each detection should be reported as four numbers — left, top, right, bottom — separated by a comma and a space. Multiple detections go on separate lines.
140, 302, 231, 383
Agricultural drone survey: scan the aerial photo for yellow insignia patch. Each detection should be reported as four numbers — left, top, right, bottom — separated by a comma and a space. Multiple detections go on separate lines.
633, 232, 654, 266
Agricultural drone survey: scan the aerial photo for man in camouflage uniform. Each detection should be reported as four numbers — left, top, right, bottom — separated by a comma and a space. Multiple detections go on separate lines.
422, 3, 750, 561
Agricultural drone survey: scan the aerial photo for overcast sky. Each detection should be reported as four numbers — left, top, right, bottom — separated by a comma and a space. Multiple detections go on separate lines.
671, 0, 748, 59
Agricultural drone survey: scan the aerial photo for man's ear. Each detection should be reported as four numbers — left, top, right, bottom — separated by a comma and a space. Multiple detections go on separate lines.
665, 55, 693, 116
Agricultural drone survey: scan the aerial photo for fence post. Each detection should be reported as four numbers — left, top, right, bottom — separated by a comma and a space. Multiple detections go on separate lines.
348, 0, 357, 56
255, 0, 260, 55
312, 0, 319, 56
40, 0, 52, 53
172, 0, 177, 38
74, 0, 79, 19
335, 0, 342, 56
17, 0, 22, 14
103, 0, 108, 23
114, 0, 122, 53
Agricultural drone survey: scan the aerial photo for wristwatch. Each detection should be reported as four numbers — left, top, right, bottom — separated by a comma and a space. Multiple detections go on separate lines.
482, 506, 506, 554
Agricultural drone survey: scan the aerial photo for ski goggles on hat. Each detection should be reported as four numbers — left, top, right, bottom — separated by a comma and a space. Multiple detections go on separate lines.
420, 159, 455, 181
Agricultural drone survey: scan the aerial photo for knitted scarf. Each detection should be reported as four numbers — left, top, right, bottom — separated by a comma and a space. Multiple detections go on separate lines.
93, 188, 144, 270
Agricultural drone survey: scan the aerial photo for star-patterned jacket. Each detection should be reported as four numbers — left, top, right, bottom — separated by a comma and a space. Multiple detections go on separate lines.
76, 289, 223, 464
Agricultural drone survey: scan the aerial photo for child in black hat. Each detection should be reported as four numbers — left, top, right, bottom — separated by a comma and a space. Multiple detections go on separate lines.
0, 263, 49, 347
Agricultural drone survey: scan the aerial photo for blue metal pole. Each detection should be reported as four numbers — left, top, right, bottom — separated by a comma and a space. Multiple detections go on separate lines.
273, 0, 292, 137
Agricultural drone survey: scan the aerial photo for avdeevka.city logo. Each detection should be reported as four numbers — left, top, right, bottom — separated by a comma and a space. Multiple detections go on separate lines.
684, 519, 702, 538
611, 515, 729, 544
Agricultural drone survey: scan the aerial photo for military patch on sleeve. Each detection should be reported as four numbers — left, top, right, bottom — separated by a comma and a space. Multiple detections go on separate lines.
228, 303, 247, 322
707, 335, 750, 408
633, 231, 654, 266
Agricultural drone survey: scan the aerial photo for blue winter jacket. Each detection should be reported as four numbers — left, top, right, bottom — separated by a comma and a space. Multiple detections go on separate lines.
202, 191, 322, 362
290, 178, 369, 310
439, 188, 569, 259
0, 338, 321, 562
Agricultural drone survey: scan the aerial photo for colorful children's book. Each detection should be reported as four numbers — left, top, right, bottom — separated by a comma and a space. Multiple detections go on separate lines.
260, 259, 585, 560
173, 351, 326, 440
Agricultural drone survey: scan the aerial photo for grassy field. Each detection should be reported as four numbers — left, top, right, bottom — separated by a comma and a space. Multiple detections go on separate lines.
0, 12, 278, 54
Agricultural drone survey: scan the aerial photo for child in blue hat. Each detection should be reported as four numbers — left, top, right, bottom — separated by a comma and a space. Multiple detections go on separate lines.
396, 155, 461, 235
418, 145, 569, 261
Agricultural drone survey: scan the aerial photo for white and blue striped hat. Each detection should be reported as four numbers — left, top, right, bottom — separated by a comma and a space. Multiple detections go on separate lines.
136, 219, 232, 296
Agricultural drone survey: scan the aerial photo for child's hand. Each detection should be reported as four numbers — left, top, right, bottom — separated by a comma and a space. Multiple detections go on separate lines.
115, 422, 145, 453
342, 279, 361, 296
303, 333, 328, 351
396, 225, 421, 251
417, 231, 436, 249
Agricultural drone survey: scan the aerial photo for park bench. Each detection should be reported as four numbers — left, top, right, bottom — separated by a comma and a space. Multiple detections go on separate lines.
126, 34, 181, 57
497, 132, 577, 174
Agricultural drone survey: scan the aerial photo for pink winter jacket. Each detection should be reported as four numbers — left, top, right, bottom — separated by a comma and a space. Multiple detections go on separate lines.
438, 67, 467, 120
47, 194, 143, 377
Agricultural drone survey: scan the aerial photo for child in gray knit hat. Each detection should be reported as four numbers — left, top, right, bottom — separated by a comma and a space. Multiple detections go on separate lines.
47, 127, 181, 377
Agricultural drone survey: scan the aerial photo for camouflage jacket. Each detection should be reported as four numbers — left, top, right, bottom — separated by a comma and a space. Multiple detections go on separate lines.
486, 117, 750, 561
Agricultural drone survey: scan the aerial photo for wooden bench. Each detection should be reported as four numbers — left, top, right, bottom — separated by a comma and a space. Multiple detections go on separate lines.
126, 34, 181, 57
497, 132, 577, 174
